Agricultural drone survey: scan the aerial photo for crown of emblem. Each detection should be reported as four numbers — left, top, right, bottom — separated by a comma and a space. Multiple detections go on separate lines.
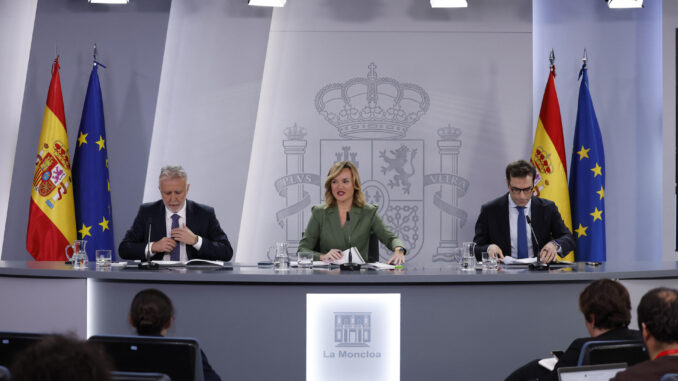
437, 125, 462, 140
284, 123, 307, 140
315, 63, 429, 139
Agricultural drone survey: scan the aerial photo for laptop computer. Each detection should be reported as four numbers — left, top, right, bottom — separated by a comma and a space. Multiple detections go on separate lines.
558, 362, 627, 381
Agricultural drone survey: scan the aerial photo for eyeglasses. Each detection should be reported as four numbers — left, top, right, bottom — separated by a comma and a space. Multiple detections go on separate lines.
510, 186, 534, 194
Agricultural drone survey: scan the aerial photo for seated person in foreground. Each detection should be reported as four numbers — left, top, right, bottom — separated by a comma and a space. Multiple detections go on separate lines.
119, 165, 233, 262
10, 334, 113, 381
505, 278, 640, 381
611, 287, 678, 381
297, 161, 407, 265
129, 288, 221, 381
474, 159, 575, 263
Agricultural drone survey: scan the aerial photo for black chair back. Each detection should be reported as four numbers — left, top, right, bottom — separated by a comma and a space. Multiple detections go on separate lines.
579, 340, 649, 366
88, 335, 203, 381
0, 331, 44, 368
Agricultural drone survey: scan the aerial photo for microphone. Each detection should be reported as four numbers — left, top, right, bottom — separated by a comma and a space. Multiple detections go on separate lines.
526, 215, 549, 271
138, 217, 159, 270
340, 211, 361, 271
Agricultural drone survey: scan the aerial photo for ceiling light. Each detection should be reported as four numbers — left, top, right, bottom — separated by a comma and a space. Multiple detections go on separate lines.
248, 0, 286, 7
430, 0, 468, 8
89, 0, 129, 3
607, 0, 643, 8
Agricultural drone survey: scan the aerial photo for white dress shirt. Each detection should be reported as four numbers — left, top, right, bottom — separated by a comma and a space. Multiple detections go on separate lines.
507, 194, 533, 258
145, 202, 203, 261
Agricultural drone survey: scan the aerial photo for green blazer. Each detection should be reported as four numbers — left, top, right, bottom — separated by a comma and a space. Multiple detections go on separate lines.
298, 203, 405, 261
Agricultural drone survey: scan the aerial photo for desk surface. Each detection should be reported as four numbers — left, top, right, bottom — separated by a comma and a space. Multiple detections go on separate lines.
2, 260, 678, 283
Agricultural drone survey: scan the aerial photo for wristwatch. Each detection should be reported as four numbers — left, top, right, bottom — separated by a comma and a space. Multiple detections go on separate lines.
551, 240, 562, 254
396, 247, 407, 255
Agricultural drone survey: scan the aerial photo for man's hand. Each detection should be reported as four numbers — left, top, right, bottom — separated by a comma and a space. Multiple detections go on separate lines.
171, 224, 198, 245
151, 237, 177, 253
487, 244, 504, 259
320, 249, 343, 263
539, 241, 559, 263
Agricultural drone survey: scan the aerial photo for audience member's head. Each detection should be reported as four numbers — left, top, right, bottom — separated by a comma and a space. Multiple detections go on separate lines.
10, 334, 112, 381
129, 288, 175, 336
578, 279, 631, 335
637, 287, 678, 357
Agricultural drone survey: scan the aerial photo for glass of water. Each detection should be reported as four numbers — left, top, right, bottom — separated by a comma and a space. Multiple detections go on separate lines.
482, 251, 498, 270
298, 252, 313, 268
95, 250, 112, 270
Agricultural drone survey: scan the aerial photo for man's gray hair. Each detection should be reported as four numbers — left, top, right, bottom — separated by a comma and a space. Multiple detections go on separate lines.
159, 165, 187, 181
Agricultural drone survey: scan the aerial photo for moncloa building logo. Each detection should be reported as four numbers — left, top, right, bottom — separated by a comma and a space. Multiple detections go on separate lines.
323, 312, 381, 360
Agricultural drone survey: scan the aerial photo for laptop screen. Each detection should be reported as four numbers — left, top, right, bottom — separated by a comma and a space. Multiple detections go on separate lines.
558, 363, 627, 381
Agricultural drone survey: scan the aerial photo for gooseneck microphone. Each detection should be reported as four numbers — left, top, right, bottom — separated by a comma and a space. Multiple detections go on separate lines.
526, 215, 549, 271
340, 211, 361, 271
138, 218, 159, 270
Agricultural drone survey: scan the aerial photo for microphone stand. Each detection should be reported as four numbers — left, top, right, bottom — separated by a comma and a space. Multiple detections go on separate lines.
526, 215, 549, 271
138, 218, 159, 270
340, 211, 361, 271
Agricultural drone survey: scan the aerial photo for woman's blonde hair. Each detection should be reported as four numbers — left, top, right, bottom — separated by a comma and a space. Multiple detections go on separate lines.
324, 161, 366, 208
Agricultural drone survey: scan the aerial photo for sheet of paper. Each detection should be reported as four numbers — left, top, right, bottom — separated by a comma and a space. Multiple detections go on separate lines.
336, 247, 365, 264
538, 356, 558, 371
366, 262, 396, 270
501, 256, 537, 265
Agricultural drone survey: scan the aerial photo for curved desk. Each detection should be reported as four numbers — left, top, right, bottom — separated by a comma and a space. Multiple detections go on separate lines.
1, 260, 677, 380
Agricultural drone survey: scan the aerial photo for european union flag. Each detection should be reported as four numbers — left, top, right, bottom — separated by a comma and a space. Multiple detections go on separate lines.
569, 63, 605, 262
73, 62, 115, 260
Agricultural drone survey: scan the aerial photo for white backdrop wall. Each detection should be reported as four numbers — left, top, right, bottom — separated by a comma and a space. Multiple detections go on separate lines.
143, 0, 272, 252
663, 0, 678, 260
0, 0, 38, 257
237, 0, 533, 265
533, 0, 663, 263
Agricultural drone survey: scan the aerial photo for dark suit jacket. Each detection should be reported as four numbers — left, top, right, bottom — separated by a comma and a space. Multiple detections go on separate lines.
118, 200, 233, 261
473, 193, 575, 260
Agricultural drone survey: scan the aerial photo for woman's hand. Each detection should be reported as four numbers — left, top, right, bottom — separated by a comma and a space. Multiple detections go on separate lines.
387, 247, 406, 265
319, 249, 343, 263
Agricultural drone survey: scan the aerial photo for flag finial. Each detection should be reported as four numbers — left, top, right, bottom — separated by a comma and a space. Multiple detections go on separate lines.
549, 49, 555, 67
582, 48, 588, 68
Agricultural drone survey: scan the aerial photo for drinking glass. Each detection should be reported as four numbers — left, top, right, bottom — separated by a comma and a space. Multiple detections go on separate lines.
298, 252, 313, 268
96, 250, 112, 269
482, 251, 498, 270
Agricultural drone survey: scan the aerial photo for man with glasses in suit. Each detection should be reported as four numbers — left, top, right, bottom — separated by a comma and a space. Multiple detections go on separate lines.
473, 159, 574, 263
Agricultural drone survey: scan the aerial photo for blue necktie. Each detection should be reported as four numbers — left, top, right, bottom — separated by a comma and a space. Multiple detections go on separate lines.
517, 206, 528, 259
170, 214, 180, 261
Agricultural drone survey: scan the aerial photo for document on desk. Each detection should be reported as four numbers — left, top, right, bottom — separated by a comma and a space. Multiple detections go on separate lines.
145, 259, 230, 268
365, 262, 396, 270
335, 247, 365, 264
501, 257, 536, 265
501, 257, 574, 267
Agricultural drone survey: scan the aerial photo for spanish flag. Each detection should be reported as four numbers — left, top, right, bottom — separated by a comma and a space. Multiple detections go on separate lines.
26, 56, 77, 260
530, 62, 573, 261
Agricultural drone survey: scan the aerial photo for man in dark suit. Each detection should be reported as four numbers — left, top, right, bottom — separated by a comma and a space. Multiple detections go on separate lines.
119, 165, 233, 261
474, 159, 574, 263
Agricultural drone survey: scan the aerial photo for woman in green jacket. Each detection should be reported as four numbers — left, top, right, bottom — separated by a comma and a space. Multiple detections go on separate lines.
298, 161, 406, 265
